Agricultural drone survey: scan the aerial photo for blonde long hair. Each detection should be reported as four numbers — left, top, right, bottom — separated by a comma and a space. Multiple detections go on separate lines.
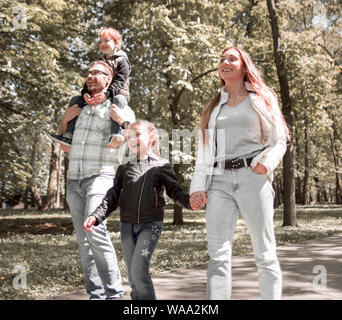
200, 47, 290, 143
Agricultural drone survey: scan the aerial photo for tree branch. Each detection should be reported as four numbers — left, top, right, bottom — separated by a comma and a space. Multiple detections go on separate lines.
1, 102, 28, 117
174, 67, 217, 105
318, 43, 336, 60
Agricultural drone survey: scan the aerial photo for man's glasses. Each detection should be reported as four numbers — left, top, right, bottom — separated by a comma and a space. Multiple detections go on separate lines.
86, 70, 108, 77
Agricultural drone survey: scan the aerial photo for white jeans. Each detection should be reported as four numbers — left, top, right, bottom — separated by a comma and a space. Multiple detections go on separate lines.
206, 167, 282, 300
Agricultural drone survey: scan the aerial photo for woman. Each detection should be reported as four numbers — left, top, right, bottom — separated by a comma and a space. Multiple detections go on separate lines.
190, 47, 290, 300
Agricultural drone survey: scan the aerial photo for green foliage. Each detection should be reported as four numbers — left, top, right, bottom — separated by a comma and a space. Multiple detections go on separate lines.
0, 0, 94, 204
0, 0, 341, 206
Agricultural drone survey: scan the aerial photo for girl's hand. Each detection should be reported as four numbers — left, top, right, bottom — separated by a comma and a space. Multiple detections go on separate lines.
61, 145, 71, 153
110, 104, 123, 126
84, 93, 93, 105
252, 163, 267, 175
190, 191, 207, 210
83, 216, 97, 232
91, 93, 107, 106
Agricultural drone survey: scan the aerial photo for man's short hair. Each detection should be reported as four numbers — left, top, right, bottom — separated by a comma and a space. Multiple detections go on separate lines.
89, 61, 114, 78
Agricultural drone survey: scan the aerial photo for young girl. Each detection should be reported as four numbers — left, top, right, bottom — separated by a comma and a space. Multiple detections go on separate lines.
50, 27, 131, 148
84, 120, 196, 300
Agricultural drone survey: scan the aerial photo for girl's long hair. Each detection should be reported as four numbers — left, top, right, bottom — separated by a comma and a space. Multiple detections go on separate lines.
199, 47, 290, 143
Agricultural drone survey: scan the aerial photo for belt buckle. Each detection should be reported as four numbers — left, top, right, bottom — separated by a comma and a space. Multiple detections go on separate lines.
231, 158, 239, 169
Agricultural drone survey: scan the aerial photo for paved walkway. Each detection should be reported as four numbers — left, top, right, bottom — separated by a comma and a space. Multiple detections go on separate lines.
53, 234, 342, 300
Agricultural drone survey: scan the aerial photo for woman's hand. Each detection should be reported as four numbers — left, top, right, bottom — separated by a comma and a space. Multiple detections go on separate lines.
83, 216, 97, 232
252, 163, 267, 175
190, 191, 208, 210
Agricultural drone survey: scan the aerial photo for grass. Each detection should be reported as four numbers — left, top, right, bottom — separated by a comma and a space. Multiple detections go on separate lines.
0, 205, 341, 300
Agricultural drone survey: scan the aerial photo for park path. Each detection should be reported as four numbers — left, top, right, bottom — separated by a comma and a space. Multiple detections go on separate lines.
53, 233, 342, 300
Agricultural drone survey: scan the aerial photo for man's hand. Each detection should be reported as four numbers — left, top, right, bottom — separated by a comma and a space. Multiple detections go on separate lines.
252, 163, 267, 175
190, 191, 208, 210
58, 105, 81, 138
109, 104, 123, 126
83, 216, 97, 232
61, 104, 81, 123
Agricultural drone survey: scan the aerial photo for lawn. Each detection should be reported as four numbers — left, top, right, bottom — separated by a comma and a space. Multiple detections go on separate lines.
0, 205, 341, 300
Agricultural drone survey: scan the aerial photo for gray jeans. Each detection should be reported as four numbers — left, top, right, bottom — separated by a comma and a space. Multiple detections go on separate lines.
66, 175, 123, 299
120, 221, 163, 300
206, 166, 282, 300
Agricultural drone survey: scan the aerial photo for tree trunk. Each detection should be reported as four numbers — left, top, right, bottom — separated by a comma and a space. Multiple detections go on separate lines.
295, 176, 301, 205
24, 185, 30, 209
283, 146, 296, 225
302, 120, 309, 205
55, 147, 63, 208
63, 155, 69, 210
272, 177, 281, 208
28, 135, 43, 210
43, 142, 61, 210
267, 0, 296, 226
314, 177, 321, 203
172, 164, 185, 225
31, 186, 43, 210
330, 125, 342, 204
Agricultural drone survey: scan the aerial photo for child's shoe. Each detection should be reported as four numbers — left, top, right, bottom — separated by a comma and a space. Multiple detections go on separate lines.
49, 133, 72, 147
106, 135, 124, 149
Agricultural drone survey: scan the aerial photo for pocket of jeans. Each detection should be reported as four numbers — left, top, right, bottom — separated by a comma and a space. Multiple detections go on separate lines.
248, 167, 269, 187
249, 166, 267, 177
249, 165, 265, 175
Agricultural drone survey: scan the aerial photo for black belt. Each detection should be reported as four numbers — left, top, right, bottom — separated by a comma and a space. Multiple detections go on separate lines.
214, 157, 253, 170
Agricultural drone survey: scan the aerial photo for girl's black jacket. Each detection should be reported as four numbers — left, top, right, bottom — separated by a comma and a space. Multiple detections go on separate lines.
91, 155, 191, 225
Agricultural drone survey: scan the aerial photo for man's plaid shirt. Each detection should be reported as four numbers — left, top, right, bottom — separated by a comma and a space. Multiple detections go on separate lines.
67, 100, 134, 180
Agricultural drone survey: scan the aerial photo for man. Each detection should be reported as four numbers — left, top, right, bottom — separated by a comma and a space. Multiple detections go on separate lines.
58, 60, 135, 299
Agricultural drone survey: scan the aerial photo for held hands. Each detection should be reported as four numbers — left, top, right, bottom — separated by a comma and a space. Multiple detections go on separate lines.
190, 191, 208, 211
84, 93, 92, 105
83, 216, 97, 232
92, 93, 106, 106
83, 93, 106, 106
